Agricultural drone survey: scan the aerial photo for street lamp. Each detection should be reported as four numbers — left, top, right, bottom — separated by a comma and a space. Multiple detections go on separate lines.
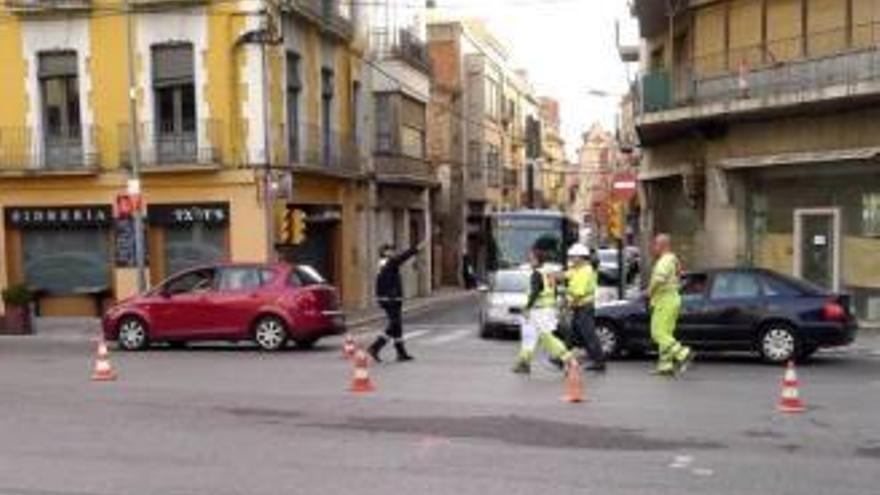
124, 0, 147, 293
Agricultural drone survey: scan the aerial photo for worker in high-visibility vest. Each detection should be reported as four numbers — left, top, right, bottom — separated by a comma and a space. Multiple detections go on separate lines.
512, 245, 576, 375
564, 243, 606, 372
648, 234, 695, 376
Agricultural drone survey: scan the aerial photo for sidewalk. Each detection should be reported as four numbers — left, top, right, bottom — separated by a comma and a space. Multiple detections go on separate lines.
14, 287, 474, 341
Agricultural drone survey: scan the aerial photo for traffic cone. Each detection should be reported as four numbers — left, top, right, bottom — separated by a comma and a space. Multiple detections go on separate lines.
341, 333, 356, 360
91, 340, 118, 382
562, 358, 585, 403
777, 361, 806, 413
349, 349, 375, 393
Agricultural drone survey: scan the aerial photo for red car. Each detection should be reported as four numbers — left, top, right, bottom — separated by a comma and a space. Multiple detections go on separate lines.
102, 263, 345, 351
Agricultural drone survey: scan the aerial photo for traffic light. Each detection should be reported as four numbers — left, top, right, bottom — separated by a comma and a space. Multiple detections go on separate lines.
275, 206, 307, 245
608, 201, 624, 241
290, 208, 307, 245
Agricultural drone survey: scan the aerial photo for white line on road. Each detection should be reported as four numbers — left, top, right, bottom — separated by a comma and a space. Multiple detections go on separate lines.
403, 330, 430, 341
421, 329, 473, 346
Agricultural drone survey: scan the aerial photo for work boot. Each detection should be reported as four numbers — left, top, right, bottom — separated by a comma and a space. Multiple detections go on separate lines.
394, 341, 414, 362
548, 356, 565, 371
368, 336, 388, 363
511, 360, 531, 374
674, 349, 696, 376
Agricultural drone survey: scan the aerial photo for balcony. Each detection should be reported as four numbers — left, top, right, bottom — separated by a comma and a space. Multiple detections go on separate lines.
119, 120, 222, 171
5, 0, 92, 14
291, 123, 363, 177
288, 0, 354, 41
373, 154, 434, 186
637, 23, 880, 140
0, 126, 100, 177
371, 28, 432, 75
502, 167, 519, 190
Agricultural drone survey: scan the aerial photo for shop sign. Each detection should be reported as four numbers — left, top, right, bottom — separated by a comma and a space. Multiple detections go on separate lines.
148, 203, 230, 227
4, 205, 112, 229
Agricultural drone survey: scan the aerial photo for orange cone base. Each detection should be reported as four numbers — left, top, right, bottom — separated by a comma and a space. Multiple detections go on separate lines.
91, 369, 118, 382
777, 400, 806, 413
350, 380, 375, 393
562, 395, 585, 404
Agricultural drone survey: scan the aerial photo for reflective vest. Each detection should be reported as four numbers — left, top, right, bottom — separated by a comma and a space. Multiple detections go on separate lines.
567, 264, 597, 307
650, 252, 680, 304
534, 269, 557, 308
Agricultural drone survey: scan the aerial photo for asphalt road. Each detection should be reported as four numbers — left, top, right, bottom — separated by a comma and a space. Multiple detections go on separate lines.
0, 296, 878, 495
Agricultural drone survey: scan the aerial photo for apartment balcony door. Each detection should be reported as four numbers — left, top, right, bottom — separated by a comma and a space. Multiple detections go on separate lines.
793, 208, 841, 291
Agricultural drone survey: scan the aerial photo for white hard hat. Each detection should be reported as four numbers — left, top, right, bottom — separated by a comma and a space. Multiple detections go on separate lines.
568, 243, 590, 258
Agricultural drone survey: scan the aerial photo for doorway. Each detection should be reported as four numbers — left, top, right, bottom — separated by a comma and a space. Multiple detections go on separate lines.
793, 208, 840, 291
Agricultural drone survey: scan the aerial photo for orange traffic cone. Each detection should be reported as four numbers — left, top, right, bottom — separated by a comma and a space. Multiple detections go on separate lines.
91, 340, 118, 382
349, 349, 375, 393
777, 361, 806, 413
342, 334, 356, 360
562, 358, 585, 403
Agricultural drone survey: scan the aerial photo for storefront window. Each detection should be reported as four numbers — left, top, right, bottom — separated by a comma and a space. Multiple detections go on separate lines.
164, 225, 226, 277
863, 193, 880, 237
22, 229, 110, 293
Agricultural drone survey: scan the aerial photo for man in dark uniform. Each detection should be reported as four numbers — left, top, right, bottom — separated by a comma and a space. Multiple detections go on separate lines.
367, 239, 427, 362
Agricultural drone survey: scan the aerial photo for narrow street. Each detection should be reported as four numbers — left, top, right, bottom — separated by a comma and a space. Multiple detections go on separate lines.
1, 296, 878, 495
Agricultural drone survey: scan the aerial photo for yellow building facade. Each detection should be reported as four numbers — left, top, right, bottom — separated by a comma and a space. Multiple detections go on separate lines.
0, 0, 368, 317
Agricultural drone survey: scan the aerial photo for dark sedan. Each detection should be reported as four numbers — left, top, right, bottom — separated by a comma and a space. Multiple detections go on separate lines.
594, 268, 857, 363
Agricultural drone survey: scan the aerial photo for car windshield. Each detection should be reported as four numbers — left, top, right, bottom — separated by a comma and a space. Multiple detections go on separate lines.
492, 271, 530, 293
599, 250, 618, 264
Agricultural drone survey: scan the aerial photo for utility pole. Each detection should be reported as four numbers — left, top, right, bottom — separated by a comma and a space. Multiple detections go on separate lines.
124, 0, 147, 293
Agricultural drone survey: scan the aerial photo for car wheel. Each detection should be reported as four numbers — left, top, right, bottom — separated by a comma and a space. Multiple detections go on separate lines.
759, 324, 798, 364
117, 317, 149, 351
595, 320, 622, 358
254, 316, 289, 351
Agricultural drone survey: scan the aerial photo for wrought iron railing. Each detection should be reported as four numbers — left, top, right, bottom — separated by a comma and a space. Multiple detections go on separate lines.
119, 119, 222, 167
639, 21, 880, 114
374, 154, 433, 181
294, 123, 363, 174
0, 125, 100, 172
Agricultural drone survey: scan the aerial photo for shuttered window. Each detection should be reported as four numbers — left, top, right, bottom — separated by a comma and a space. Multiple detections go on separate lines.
38, 52, 77, 79
152, 44, 194, 88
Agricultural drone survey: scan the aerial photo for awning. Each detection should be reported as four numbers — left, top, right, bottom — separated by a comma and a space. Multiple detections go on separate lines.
718, 147, 880, 170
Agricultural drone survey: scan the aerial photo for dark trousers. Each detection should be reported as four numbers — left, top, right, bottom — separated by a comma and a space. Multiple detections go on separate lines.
572, 305, 605, 364
380, 300, 403, 340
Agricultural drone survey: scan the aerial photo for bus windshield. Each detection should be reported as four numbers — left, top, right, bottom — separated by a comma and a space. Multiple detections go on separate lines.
490, 215, 565, 269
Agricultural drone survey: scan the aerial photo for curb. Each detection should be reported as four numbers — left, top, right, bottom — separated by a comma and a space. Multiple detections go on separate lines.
346, 290, 475, 331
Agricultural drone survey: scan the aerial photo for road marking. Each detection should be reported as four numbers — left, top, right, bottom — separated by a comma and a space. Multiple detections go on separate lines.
422, 329, 473, 346
692, 468, 715, 477
669, 455, 694, 469
403, 330, 430, 341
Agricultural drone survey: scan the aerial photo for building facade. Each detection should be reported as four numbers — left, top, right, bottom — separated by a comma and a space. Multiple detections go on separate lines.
366, 0, 436, 297
0, 0, 370, 317
538, 97, 568, 212
633, 0, 880, 320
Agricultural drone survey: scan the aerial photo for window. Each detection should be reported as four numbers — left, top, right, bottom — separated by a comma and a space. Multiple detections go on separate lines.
485, 78, 500, 119
468, 141, 482, 180
152, 44, 196, 163
863, 193, 880, 237
760, 274, 801, 297
287, 53, 301, 163
22, 229, 110, 294
375, 93, 394, 154
164, 269, 216, 296
486, 144, 500, 186
351, 80, 360, 146
710, 272, 761, 299
288, 265, 326, 287
39, 52, 81, 168
321, 68, 334, 166
400, 95, 426, 159
217, 267, 266, 291
164, 225, 227, 277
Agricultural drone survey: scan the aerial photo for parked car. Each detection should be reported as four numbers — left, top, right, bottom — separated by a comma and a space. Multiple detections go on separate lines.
478, 268, 530, 339
103, 263, 345, 351
593, 267, 857, 363
597, 248, 638, 286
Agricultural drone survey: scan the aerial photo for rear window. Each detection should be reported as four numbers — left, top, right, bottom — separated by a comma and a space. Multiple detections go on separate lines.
760, 273, 819, 296
288, 265, 327, 287
491, 271, 530, 292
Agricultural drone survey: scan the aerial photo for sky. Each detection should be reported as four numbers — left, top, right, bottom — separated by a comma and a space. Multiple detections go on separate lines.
428, 0, 638, 160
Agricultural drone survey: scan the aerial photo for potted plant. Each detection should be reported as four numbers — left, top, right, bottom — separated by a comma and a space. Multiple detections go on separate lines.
2, 284, 34, 335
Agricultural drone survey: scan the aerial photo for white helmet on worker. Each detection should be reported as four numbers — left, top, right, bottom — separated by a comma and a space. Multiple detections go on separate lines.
567, 243, 590, 258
